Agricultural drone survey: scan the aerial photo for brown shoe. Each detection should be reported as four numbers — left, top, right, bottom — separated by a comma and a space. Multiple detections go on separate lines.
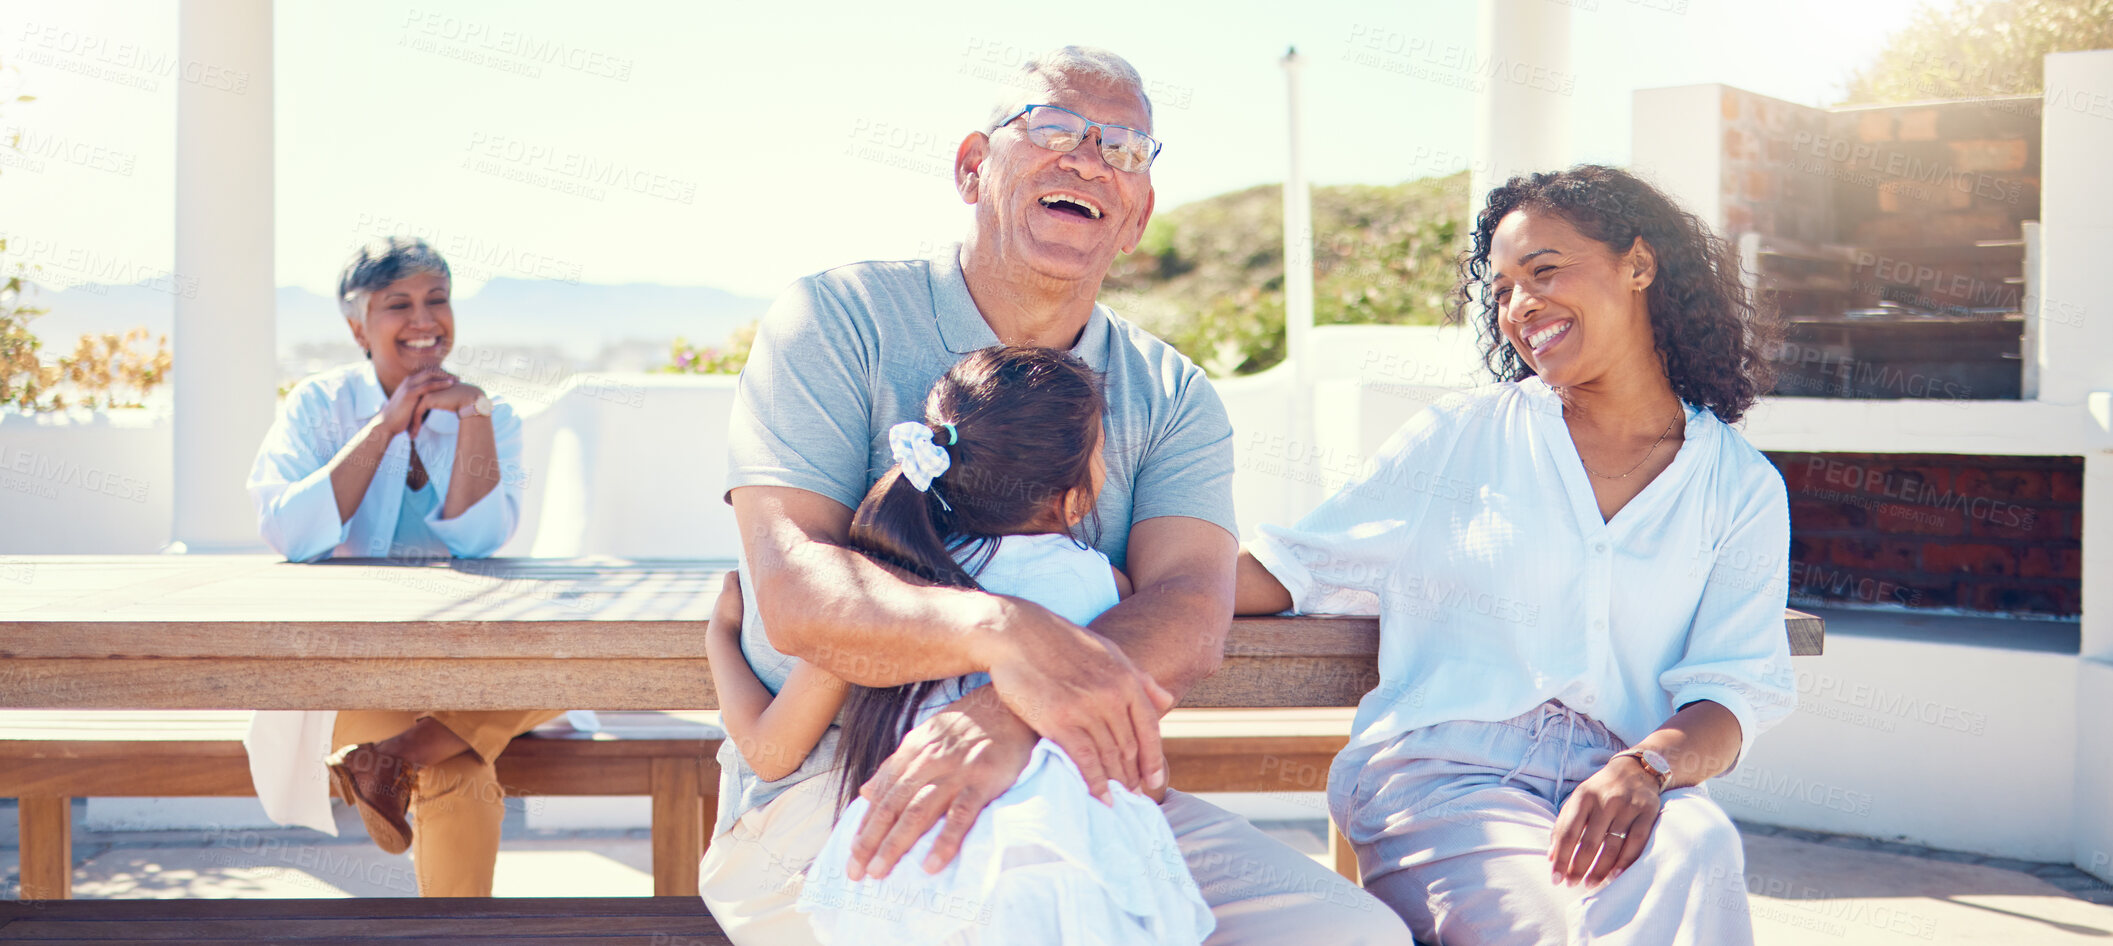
328, 742, 415, 855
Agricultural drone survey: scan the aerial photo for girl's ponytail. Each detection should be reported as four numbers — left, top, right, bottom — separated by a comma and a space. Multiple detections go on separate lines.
848, 465, 975, 590
834, 464, 979, 810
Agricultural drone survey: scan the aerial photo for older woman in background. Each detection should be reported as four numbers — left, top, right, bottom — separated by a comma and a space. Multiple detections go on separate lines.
244, 237, 561, 897
1238, 166, 1796, 944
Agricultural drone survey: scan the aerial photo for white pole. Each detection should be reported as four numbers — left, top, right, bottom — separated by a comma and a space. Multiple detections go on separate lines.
1281, 47, 1319, 512
1282, 47, 1314, 391
171, 0, 275, 553
1470, 0, 1572, 223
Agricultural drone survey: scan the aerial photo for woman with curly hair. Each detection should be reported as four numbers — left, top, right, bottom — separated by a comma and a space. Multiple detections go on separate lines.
1234, 165, 1796, 944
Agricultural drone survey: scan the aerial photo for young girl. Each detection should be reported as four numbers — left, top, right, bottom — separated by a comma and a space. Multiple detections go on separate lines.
704, 346, 1212, 946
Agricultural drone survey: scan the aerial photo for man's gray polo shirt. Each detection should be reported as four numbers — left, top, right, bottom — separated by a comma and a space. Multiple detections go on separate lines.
716, 243, 1236, 828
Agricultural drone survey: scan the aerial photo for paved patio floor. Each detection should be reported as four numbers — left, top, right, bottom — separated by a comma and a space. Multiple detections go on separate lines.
5, 797, 2110, 943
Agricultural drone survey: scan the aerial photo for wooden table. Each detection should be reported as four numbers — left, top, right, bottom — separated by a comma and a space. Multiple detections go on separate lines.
0, 556, 1822, 711
0, 556, 1820, 899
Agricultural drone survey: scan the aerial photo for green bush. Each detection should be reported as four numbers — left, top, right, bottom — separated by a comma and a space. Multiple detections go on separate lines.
1103, 172, 1468, 376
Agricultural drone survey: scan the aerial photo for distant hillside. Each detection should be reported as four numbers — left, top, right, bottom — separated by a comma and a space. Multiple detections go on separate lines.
1103, 171, 1469, 376
20, 278, 772, 384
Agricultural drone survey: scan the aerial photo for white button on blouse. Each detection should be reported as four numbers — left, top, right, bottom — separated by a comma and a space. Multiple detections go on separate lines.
1249, 379, 1797, 767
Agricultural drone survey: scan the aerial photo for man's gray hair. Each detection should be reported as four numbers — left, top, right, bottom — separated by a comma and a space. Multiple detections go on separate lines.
984, 46, 1153, 133
337, 236, 450, 323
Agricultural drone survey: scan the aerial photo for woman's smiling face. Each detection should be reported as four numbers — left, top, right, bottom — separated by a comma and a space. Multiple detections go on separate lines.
1489, 208, 1658, 390
349, 270, 453, 381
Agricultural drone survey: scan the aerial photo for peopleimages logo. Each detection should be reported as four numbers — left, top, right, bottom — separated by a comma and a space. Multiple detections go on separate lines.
0, 446, 150, 503
1803, 458, 2036, 529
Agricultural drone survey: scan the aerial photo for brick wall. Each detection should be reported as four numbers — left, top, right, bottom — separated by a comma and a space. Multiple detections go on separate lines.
1765, 452, 2083, 616
1720, 87, 1834, 245
1824, 98, 2041, 252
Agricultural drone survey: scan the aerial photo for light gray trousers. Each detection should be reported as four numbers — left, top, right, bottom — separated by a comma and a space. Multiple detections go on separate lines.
1331, 700, 1756, 946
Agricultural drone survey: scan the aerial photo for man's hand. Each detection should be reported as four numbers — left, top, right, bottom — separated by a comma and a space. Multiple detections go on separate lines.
979, 595, 1176, 801
848, 687, 1036, 880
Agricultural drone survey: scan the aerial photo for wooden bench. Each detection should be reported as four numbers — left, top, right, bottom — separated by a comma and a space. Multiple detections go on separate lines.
0, 711, 721, 901
3, 708, 1364, 899
0, 896, 727, 944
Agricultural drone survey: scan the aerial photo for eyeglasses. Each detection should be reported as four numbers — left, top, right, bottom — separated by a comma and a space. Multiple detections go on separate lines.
994, 104, 1162, 173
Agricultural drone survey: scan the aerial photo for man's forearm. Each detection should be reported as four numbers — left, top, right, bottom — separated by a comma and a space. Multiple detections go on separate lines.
1087, 571, 1229, 704
750, 531, 1009, 686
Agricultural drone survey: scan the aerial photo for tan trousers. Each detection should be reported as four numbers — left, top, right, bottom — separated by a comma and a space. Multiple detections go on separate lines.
699, 776, 1411, 945
333, 708, 564, 897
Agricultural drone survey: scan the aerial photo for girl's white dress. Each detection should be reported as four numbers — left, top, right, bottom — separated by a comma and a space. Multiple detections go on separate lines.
794, 532, 1213, 945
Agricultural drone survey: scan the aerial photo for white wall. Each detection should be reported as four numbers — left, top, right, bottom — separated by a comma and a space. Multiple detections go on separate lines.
0, 408, 172, 554
499, 373, 742, 560
2075, 658, 2113, 883
1220, 324, 1484, 536
1718, 630, 2077, 861
1629, 85, 1724, 234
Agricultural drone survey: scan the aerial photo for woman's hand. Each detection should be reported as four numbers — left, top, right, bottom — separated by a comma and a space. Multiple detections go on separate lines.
1548, 755, 1663, 888
417, 380, 486, 417
376, 368, 457, 437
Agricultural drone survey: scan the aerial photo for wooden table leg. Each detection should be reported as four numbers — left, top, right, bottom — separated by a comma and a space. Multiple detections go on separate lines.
19, 796, 72, 899
1329, 823, 1360, 886
650, 758, 704, 898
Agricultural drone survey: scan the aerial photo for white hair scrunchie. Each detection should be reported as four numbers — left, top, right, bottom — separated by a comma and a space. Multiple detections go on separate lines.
888, 421, 953, 493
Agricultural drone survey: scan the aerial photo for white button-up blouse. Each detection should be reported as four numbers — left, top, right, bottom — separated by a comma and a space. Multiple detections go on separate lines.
241, 361, 525, 833
1249, 378, 1797, 767
247, 362, 524, 562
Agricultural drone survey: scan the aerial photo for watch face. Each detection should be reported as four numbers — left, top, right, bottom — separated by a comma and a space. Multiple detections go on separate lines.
1639, 749, 1671, 776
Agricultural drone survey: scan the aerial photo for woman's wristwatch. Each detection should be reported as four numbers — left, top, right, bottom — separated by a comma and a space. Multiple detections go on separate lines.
457, 393, 493, 419
1614, 748, 1672, 791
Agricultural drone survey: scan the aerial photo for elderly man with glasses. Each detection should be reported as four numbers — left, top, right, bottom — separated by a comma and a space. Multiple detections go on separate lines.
699, 46, 1409, 945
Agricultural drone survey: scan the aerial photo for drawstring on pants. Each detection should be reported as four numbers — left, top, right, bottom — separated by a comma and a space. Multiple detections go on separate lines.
1498, 701, 1581, 801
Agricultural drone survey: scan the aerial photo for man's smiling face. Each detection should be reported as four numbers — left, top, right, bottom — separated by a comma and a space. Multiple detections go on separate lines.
960, 69, 1157, 285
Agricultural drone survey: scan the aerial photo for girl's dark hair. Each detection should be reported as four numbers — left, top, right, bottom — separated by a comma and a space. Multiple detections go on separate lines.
834, 346, 1107, 810
1449, 164, 1778, 423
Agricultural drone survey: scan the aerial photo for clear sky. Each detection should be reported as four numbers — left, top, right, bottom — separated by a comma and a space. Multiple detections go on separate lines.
4, 0, 1930, 301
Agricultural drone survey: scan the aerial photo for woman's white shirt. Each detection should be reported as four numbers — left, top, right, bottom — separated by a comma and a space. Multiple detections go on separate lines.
242, 361, 525, 834
1248, 378, 1797, 767
247, 361, 523, 563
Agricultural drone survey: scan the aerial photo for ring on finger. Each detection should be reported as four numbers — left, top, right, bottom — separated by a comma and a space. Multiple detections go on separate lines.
1607, 831, 1628, 840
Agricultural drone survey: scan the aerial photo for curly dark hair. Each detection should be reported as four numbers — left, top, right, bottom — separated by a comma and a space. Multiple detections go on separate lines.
1449, 164, 1778, 424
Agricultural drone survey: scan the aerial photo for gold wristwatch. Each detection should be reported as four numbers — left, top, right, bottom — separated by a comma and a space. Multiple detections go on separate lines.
1615, 748, 1671, 790
457, 393, 493, 419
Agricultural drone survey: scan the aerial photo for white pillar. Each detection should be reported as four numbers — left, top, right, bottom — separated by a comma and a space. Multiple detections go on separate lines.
1281, 47, 1314, 385
1629, 85, 1728, 232
1469, 0, 1572, 220
2038, 48, 2113, 883
171, 0, 275, 553
1281, 47, 1321, 510
2037, 51, 2113, 659
2033, 50, 2113, 409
